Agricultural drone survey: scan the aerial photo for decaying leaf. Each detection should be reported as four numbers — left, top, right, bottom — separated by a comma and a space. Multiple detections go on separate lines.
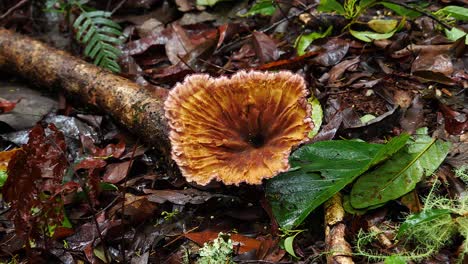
2, 124, 72, 243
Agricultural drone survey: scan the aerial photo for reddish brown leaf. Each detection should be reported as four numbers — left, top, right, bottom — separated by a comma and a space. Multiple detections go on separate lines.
2, 124, 68, 242
439, 103, 467, 135
252, 31, 280, 64
0, 97, 20, 113
103, 161, 131, 183
74, 157, 107, 171
184, 231, 262, 254
80, 135, 126, 158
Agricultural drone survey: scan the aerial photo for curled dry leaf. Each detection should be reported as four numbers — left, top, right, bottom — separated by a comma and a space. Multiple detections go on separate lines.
164, 71, 313, 185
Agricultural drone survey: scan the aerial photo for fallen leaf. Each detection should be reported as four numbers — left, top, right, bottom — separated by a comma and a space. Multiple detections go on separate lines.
328, 57, 360, 85
0, 97, 20, 113
103, 161, 131, 183
252, 31, 280, 63
0, 148, 21, 170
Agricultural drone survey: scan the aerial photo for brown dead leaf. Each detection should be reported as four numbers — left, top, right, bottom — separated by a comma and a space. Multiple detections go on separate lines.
328, 57, 360, 85
109, 193, 157, 222
400, 96, 424, 134
0, 148, 20, 170
252, 31, 280, 64
103, 161, 131, 183
439, 103, 467, 135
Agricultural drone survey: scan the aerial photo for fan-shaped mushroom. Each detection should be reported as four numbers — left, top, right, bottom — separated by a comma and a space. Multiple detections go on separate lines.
164, 71, 313, 185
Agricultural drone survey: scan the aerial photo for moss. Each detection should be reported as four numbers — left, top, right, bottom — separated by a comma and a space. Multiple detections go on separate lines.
355, 167, 468, 262
197, 233, 234, 264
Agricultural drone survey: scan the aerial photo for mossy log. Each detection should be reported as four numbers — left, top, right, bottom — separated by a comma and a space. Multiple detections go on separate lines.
0, 28, 171, 155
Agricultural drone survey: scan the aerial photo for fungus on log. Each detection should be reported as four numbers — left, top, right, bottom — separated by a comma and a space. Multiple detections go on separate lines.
164, 71, 313, 185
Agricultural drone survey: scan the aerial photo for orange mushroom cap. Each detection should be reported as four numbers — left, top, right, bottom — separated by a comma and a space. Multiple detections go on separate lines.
164, 71, 313, 185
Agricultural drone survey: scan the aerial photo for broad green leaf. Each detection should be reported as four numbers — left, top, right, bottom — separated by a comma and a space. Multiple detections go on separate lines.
317, 0, 345, 15
368, 19, 398, 33
266, 134, 409, 228
397, 209, 451, 237
0, 170, 7, 188
381, 2, 421, 18
295, 26, 332, 56
196, 0, 232, 7
384, 255, 407, 264
308, 97, 323, 139
240, 0, 276, 17
350, 132, 451, 209
435, 5, 468, 21
350, 29, 396, 42
445, 27, 468, 44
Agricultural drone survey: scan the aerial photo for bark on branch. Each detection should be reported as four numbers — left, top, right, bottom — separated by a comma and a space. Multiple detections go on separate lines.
0, 28, 171, 156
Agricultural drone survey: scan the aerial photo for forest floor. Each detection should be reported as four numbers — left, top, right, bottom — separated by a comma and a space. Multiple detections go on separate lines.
0, 0, 467, 263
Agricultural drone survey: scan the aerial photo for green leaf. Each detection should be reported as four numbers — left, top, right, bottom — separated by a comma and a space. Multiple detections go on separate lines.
266, 134, 409, 228
381, 2, 421, 18
435, 5, 468, 21
397, 209, 451, 238
445, 27, 468, 44
240, 0, 276, 17
295, 26, 333, 56
308, 97, 323, 139
196, 0, 232, 7
284, 235, 298, 258
384, 255, 407, 264
360, 114, 376, 123
350, 29, 396, 42
100, 182, 118, 191
368, 19, 398, 33
61, 209, 73, 228
317, 0, 345, 15
358, 0, 376, 9
350, 132, 451, 209
0, 170, 7, 188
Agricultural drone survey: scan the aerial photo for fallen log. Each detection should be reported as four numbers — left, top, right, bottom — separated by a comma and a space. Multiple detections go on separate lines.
0, 28, 171, 156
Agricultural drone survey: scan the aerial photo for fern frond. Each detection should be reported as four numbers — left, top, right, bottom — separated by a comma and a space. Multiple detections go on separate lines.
73, 10, 123, 73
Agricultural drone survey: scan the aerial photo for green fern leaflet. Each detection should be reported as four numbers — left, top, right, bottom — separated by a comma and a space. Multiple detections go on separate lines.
73, 11, 123, 73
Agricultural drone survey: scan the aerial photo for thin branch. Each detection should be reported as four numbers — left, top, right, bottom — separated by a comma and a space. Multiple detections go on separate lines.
119, 140, 139, 263
111, 0, 128, 15
383, 0, 452, 30
0, 0, 28, 20
214, 3, 317, 55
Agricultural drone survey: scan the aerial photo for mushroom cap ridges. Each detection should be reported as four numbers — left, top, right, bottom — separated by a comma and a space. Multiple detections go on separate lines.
164, 70, 313, 185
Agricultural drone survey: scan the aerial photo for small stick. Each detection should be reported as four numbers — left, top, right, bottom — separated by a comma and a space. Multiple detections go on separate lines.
383, 0, 453, 30
0, 0, 28, 20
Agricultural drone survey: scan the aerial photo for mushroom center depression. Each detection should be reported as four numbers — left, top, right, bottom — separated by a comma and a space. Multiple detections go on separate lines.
247, 133, 265, 148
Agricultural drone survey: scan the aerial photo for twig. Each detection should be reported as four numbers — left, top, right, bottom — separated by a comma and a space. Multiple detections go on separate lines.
213, 3, 317, 55
119, 140, 139, 263
0, 0, 28, 20
111, 0, 128, 15
383, 0, 452, 30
